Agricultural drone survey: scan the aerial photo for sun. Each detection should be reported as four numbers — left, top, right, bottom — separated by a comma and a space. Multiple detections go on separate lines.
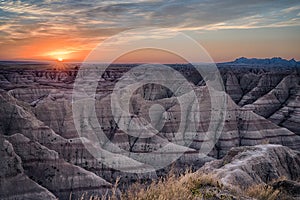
57, 57, 63, 62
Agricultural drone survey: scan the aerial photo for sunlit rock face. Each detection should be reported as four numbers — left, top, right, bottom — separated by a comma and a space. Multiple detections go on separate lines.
0, 61, 300, 199
199, 144, 300, 192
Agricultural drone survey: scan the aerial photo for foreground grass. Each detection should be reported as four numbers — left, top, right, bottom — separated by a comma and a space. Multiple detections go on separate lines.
122, 171, 221, 200
245, 185, 280, 200
77, 170, 281, 200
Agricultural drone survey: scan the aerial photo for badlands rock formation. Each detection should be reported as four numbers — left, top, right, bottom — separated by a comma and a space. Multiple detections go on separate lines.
0, 59, 300, 199
199, 144, 300, 190
218, 58, 300, 135
5, 133, 114, 200
0, 136, 57, 200
198, 144, 300, 199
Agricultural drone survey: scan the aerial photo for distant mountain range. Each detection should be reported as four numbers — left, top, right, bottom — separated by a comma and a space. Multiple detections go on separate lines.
230, 57, 299, 66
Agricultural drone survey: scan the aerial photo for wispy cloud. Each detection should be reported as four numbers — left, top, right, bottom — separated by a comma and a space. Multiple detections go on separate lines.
282, 5, 300, 13
0, 0, 299, 60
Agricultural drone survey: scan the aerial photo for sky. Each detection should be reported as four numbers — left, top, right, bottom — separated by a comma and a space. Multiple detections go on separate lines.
0, 0, 300, 63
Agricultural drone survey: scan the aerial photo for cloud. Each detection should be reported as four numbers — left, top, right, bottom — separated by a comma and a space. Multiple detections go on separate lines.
282, 5, 300, 13
0, 0, 299, 60
1, 0, 299, 35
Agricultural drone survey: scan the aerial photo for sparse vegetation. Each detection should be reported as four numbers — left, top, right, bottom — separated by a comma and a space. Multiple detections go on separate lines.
120, 169, 223, 200
245, 184, 280, 200
80, 171, 246, 200
79, 170, 283, 200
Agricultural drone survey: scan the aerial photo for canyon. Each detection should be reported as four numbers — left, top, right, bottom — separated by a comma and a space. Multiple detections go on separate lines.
0, 58, 300, 199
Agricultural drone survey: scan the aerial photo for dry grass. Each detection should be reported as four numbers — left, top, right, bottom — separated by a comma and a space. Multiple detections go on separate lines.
77, 172, 284, 200
119, 170, 224, 200
122, 170, 214, 200
245, 184, 280, 200
244, 177, 286, 200
123, 174, 196, 200
77, 170, 222, 200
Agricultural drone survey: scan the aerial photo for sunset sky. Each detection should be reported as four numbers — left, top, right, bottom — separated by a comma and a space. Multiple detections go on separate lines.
0, 0, 300, 63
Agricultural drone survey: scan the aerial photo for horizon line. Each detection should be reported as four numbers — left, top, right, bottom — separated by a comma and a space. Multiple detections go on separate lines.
0, 56, 299, 65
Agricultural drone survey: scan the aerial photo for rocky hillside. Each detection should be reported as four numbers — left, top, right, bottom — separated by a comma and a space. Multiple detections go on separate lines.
219, 61, 300, 136
199, 144, 300, 191
0, 60, 300, 199
120, 144, 300, 200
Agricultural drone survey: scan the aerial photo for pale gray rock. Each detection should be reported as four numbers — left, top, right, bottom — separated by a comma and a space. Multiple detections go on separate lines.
243, 74, 298, 118
199, 144, 300, 192
0, 136, 57, 200
5, 133, 115, 200
0, 90, 157, 188
242, 74, 300, 135
224, 71, 242, 103
238, 73, 284, 106
1, 62, 300, 199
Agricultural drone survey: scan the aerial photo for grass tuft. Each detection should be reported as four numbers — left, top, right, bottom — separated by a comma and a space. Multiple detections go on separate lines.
245, 184, 280, 200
